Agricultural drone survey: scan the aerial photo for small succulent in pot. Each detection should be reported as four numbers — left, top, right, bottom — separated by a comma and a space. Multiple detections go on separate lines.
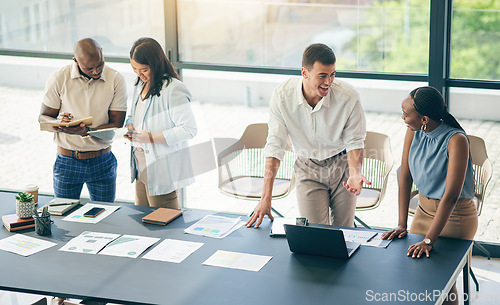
16, 192, 35, 203
15, 192, 35, 219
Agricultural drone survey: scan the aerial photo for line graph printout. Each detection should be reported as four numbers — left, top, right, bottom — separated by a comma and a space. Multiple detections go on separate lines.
98, 234, 160, 258
0, 234, 56, 256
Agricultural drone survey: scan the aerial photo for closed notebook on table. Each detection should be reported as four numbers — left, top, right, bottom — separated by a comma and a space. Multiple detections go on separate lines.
142, 208, 183, 225
2, 214, 35, 232
46, 198, 80, 216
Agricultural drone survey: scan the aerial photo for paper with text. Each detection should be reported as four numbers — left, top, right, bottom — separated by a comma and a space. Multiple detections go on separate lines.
0, 234, 56, 256
184, 215, 244, 238
341, 229, 391, 247
98, 234, 160, 258
142, 239, 204, 263
62, 203, 120, 224
59, 231, 120, 254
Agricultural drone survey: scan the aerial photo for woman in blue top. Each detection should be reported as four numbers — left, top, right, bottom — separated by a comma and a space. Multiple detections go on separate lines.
382, 86, 477, 305
124, 37, 197, 208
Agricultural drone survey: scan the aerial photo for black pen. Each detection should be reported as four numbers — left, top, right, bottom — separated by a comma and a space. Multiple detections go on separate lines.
367, 232, 378, 243
49, 202, 73, 206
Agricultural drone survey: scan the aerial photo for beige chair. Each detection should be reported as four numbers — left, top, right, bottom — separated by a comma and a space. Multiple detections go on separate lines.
355, 131, 394, 229
468, 135, 493, 217
217, 123, 296, 216
468, 135, 493, 263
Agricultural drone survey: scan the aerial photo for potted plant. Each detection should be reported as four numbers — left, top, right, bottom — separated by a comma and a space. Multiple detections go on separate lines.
15, 191, 35, 219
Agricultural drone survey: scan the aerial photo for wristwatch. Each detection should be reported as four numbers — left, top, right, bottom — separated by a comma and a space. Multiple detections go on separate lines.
423, 238, 433, 246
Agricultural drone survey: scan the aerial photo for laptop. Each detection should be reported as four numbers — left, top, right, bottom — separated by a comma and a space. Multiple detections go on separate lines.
283, 224, 360, 259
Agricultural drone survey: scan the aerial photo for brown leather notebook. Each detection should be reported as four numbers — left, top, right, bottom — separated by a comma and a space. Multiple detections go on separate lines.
142, 208, 183, 225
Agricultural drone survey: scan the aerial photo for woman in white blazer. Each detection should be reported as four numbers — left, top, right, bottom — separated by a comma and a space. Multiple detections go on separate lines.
124, 37, 197, 208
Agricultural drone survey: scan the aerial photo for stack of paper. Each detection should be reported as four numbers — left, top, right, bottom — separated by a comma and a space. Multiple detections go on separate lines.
184, 215, 244, 238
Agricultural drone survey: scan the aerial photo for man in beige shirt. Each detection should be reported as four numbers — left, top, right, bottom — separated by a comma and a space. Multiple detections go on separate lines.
246, 43, 370, 228
39, 38, 127, 203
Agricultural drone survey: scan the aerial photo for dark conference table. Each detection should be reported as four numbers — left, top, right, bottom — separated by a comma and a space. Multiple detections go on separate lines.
0, 192, 472, 305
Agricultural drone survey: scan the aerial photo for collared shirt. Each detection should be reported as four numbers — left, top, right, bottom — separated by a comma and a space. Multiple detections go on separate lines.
43, 62, 127, 151
264, 77, 366, 161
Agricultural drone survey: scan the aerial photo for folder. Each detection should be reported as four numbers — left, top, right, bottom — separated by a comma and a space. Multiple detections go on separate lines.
142, 208, 183, 225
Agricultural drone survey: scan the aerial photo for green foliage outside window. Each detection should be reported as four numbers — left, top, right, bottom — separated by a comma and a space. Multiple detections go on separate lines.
348, 0, 499, 81
345, 0, 430, 74
451, 0, 500, 80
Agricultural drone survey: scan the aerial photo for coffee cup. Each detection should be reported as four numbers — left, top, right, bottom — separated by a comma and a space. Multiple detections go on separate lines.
25, 184, 39, 204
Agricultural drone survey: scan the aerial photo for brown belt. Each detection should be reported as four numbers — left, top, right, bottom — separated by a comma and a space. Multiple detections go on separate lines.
58, 146, 111, 160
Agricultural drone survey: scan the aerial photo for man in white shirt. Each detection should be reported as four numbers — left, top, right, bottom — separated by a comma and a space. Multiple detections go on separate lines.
39, 38, 127, 203
246, 43, 369, 228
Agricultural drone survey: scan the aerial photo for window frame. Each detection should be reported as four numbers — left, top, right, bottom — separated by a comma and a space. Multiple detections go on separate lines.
0, 0, 499, 102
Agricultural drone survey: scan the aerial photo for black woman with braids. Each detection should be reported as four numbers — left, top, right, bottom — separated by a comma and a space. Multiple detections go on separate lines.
382, 86, 477, 305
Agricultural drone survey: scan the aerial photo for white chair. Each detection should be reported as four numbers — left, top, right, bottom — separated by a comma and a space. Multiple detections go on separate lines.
355, 131, 394, 229
217, 123, 296, 216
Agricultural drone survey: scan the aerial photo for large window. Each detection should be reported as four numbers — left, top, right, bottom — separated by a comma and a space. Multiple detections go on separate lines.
0, 0, 165, 57
0, 0, 499, 247
178, 0, 430, 74
451, 1, 500, 81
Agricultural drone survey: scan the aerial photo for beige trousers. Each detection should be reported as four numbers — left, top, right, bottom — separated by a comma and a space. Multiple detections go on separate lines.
294, 153, 355, 227
410, 194, 478, 240
133, 149, 179, 209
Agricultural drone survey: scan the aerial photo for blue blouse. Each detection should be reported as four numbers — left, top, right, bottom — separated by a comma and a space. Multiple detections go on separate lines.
409, 123, 475, 200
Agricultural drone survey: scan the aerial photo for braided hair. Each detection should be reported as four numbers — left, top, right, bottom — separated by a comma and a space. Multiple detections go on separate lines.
409, 86, 465, 132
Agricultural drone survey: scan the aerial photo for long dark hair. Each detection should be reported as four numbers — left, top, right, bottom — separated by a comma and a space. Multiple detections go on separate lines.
410, 86, 465, 132
130, 37, 180, 99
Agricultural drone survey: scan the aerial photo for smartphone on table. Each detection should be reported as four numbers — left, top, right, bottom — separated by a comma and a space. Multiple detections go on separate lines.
83, 207, 105, 217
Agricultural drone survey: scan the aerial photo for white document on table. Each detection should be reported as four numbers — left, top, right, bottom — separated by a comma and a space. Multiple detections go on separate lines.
142, 238, 204, 263
59, 231, 121, 254
62, 203, 120, 224
341, 229, 391, 247
0, 234, 56, 256
203, 250, 272, 272
270, 217, 296, 236
184, 215, 244, 238
98, 234, 160, 258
